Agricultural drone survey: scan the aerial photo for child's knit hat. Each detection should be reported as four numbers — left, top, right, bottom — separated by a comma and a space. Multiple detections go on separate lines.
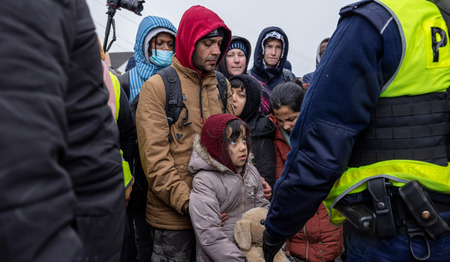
200, 114, 245, 174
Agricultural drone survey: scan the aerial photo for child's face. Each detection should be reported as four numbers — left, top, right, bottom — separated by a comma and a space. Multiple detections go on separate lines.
227, 126, 248, 168
231, 87, 246, 117
272, 105, 300, 134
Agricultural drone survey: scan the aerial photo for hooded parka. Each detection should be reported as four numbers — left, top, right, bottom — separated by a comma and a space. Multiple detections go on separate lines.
120, 16, 177, 102
230, 74, 277, 187
250, 27, 295, 91
136, 5, 234, 230
189, 130, 270, 261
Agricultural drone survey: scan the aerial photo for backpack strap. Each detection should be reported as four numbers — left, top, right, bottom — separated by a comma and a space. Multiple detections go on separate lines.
118, 71, 131, 99
156, 66, 186, 142
130, 93, 139, 113
156, 68, 226, 142
215, 70, 228, 113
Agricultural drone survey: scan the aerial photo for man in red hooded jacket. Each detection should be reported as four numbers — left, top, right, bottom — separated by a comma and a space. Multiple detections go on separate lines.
136, 5, 234, 261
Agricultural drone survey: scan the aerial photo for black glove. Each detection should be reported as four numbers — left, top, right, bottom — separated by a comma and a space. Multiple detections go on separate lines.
262, 229, 285, 262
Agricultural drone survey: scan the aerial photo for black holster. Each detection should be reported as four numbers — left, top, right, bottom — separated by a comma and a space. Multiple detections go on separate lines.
367, 177, 397, 238
336, 177, 398, 238
336, 178, 450, 261
336, 178, 450, 239
334, 202, 376, 234
399, 180, 450, 239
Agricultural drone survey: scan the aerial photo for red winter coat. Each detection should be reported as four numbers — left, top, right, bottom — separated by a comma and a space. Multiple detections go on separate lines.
271, 116, 344, 261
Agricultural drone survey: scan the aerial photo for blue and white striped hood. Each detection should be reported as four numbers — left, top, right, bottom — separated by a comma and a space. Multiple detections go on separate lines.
128, 16, 177, 102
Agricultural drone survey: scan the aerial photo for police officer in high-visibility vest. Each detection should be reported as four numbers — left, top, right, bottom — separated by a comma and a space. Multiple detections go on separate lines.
103, 62, 137, 262
263, 0, 450, 261
110, 70, 135, 198
100, 48, 136, 201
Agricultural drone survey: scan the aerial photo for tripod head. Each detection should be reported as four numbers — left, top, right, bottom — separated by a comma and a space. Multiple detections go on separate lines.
103, 0, 145, 52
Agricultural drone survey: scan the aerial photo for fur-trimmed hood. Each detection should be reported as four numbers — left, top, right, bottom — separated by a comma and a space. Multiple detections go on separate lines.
189, 135, 253, 175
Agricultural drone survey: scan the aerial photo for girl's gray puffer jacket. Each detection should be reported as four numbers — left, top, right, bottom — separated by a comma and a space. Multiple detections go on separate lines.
188, 135, 270, 262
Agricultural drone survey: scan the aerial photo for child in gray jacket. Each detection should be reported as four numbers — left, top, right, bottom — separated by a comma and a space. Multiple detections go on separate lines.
189, 114, 270, 262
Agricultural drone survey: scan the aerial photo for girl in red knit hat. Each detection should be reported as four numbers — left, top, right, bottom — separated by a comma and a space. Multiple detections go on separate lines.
188, 114, 270, 261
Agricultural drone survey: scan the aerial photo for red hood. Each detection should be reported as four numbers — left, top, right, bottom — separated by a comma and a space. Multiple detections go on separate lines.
175, 5, 231, 72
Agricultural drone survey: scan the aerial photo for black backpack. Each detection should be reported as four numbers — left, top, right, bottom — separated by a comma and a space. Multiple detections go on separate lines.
129, 67, 228, 201
156, 66, 228, 142
131, 67, 228, 139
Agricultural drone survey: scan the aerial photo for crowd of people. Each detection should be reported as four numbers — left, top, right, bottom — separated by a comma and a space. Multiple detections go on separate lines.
2, 0, 450, 262
121, 5, 343, 262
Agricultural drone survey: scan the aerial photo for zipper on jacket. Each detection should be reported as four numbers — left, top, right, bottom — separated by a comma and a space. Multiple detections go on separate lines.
241, 175, 245, 215
303, 227, 309, 261
198, 77, 204, 124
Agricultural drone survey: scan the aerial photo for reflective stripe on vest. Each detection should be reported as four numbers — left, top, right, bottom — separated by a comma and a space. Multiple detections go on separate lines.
324, 0, 450, 225
121, 149, 133, 188
110, 72, 133, 188
324, 160, 450, 225
109, 72, 121, 123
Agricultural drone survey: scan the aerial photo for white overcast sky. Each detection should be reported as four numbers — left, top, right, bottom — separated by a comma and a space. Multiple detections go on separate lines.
86, 0, 355, 75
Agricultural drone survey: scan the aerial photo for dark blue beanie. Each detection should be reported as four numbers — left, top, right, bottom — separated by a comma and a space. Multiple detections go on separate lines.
227, 40, 248, 57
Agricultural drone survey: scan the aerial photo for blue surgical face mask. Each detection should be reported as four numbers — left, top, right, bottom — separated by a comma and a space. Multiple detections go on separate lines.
149, 49, 173, 67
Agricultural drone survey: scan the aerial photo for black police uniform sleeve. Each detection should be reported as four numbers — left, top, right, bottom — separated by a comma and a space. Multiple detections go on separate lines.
264, 1, 401, 240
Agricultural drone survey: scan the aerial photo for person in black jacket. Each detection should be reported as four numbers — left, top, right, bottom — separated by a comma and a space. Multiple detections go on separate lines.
230, 74, 277, 189
0, 1, 126, 261
249, 26, 296, 91
249, 27, 296, 115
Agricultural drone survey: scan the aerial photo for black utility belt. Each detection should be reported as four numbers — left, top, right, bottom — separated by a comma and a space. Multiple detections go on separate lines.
335, 179, 450, 240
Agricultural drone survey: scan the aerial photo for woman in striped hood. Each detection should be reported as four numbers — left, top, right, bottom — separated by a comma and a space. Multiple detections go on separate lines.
119, 16, 177, 102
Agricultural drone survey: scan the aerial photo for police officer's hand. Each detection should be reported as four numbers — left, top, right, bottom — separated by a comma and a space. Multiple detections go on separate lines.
262, 229, 285, 262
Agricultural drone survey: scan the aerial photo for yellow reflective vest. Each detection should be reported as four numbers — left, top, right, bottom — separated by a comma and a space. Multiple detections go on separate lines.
324, 0, 450, 225
110, 72, 134, 189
